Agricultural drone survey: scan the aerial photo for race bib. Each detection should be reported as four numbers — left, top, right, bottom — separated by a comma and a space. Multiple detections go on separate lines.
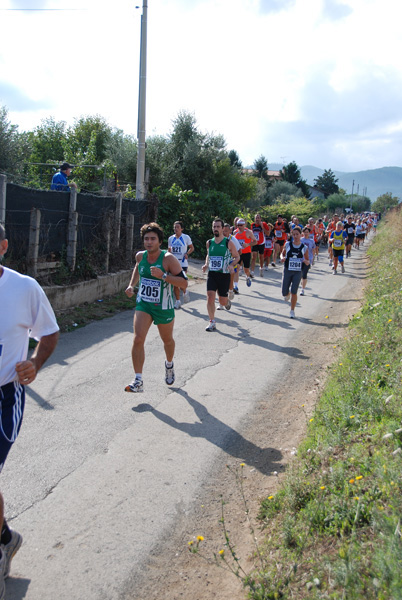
275, 230, 282, 238
333, 239, 342, 248
348, 227, 354, 234
265, 238, 273, 249
238, 239, 245, 248
288, 258, 302, 271
209, 256, 223, 271
139, 278, 161, 303
171, 245, 184, 256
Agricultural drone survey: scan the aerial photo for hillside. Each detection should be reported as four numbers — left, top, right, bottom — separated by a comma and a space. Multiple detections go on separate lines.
267, 163, 402, 201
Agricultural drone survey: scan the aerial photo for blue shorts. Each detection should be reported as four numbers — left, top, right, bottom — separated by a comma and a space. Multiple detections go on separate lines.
0, 382, 25, 473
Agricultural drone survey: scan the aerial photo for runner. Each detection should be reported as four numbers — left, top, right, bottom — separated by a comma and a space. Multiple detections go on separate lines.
250, 213, 270, 277
233, 219, 256, 289
124, 222, 188, 392
168, 221, 194, 309
329, 221, 348, 275
326, 214, 338, 267
223, 223, 242, 300
345, 215, 355, 258
272, 214, 288, 266
0, 224, 59, 591
280, 226, 309, 318
202, 218, 239, 332
300, 227, 316, 295
355, 219, 364, 249
263, 223, 275, 270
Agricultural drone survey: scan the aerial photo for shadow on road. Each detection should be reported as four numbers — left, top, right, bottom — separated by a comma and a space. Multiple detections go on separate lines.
132, 390, 283, 476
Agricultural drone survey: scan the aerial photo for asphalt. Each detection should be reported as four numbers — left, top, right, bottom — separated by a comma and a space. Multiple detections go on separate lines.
2, 250, 366, 600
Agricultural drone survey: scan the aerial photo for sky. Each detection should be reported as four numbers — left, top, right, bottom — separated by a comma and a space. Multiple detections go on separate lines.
0, 0, 401, 172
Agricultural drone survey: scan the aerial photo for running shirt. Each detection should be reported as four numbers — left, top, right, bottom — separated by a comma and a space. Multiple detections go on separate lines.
346, 222, 355, 236
274, 221, 287, 241
227, 234, 242, 253
283, 241, 307, 271
137, 250, 174, 309
208, 238, 232, 273
234, 229, 252, 254
330, 230, 347, 250
264, 232, 275, 250
251, 222, 268, 245
301, 236, 315, 264
168, 233, 192, 268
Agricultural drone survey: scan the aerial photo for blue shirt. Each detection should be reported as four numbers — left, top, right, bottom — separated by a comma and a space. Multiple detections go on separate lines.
51, 171, 70, 191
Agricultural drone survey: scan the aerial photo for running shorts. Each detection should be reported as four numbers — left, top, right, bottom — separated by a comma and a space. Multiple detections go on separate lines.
252, 243, 265, 255
282, 269, 302, 296
207, 272, 230, 297
135, 301, 175, 325
0, 381, 25, 473
239, 253, 251, 269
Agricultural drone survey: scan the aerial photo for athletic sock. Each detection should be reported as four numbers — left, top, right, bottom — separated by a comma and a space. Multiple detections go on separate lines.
1, 519, 12, 545
165, 361, 173, 368
135, 374, 143, 381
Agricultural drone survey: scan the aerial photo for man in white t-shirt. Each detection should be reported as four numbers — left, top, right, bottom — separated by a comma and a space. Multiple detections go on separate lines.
168, 221, 194, 309
0, 224, 59, 591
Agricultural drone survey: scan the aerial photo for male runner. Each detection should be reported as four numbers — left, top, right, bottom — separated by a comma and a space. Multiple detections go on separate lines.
345, 215, 355, 258
233, 219, 256, 289
223, 223, 242, 300
168, 221, 194, 309
329, 221, 348, 274
250, 213, 270, 277
272, 215, 288, 265
202, 219, 239, 332
125, 223, 188, 392
280, 226, 309, 319
0, 224, 59, 594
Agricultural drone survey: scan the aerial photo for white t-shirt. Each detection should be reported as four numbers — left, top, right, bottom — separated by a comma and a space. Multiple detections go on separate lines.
168, 234, 193, 268
0, 267, 59, 386
228, 234, 242, 253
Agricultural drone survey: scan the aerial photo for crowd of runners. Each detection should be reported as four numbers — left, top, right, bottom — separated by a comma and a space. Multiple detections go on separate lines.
123, 211, 378, 393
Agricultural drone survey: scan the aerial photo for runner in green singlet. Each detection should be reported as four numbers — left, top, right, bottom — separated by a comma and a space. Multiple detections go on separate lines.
124, 223, 188, 392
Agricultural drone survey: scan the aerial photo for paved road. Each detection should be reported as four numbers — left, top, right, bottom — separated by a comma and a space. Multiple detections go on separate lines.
3, 251, 365, 600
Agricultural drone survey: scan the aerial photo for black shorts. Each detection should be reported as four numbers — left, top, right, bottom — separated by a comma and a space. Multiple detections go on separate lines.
333, 249, 344, 257
252, 243, 265, 255
347, 235, 354, 245
0, 382, 25, 473
239, 253, 251, 269
275, 239, 285, 247
302, 263, 310, 279
207, 271, 231, 297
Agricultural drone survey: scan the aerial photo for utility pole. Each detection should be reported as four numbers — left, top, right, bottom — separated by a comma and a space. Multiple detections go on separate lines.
350, 179, 354, 212
136, 0, 148, 201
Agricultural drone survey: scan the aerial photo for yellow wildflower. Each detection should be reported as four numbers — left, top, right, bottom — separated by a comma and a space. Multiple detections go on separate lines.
350, 415, 355, 419
349, 479, 355, 484
320, 486, 326, 490
268, 495, 274, 500
219, 549, 225, 555
197, 536, 204, 542
240, 463, 245, 467
354, 496, 360, 501
188, 541, 194, 546
309, 418, 314, 422
356, 476, 363, 480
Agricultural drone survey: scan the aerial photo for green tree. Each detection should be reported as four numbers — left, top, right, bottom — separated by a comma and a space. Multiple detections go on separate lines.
372, 192, 399, 213
67, 115, 112, 164
253, 155, 269, 181
268, 181, 301, 203
228, 149, 242, 169
325, 192, 349, 213
282, 161, 309, 197
0, 105, 30, 175
314, 169, 339, 198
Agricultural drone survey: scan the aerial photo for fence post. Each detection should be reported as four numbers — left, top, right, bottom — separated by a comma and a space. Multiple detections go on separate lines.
126, 213, 135, 266
0, 174, 6, 226
104, 212, 113, 273
114, 192, 122, 249
67, 188, 78, 271
27, 208, 41, 278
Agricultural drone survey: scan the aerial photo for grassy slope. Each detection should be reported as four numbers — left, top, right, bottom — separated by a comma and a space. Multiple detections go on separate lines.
247, 210, 402, 600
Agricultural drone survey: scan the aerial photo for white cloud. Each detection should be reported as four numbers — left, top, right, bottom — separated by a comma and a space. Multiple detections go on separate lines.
0, 0, 401, 171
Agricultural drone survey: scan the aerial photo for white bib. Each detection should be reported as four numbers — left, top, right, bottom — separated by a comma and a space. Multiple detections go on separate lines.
139, 278, 161, 303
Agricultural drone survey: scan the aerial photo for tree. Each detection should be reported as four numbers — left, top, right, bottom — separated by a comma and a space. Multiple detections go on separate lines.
325, 192, 348, 213
253, 155, 269, 181
372, 192, 399, 213
0, 105, 30, 175
314, 169, 339, 198
228, 149, 242, 169
268, 181, 301, 204
282, 161, 310, 197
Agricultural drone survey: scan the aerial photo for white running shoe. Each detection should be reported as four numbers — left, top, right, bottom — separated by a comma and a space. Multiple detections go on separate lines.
341, 264, 345, 273
228, 290, 234, 300
225, 299, 232, 311
264, 266, 269, 271
300, 289, 305, 296
174, 300, 181, 309
329, 259, 332, 266
165, 361, 175, 386
284, 294, 290, 303
183, 291, 190, 303
3, 529, 23, 578
259, 267, 263, 277
125, 378, 144, 393
250, 270, 255, 277
205, 320, 216, 332
290, 309, 295, 319
217, 304, 224, 310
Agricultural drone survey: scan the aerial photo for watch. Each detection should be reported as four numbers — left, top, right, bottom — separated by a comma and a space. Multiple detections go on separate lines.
162, 272, 168, 280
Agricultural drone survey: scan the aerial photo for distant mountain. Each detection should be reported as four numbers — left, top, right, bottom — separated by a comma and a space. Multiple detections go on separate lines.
301, 166, 402, 201
266, 164, 402, 201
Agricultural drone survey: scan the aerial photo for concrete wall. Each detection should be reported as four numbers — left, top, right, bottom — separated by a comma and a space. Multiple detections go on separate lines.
43, 270, 131, 311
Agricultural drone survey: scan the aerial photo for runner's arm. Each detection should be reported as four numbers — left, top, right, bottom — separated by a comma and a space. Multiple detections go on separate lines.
202, 240, 210, 273
228, 240, 240, 270
153, 253, 188, 290
15, 331, 59, 385
125, 252, 143, 297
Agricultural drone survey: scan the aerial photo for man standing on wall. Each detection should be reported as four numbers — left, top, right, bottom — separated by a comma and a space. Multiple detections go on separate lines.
0, 224, 59, 597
